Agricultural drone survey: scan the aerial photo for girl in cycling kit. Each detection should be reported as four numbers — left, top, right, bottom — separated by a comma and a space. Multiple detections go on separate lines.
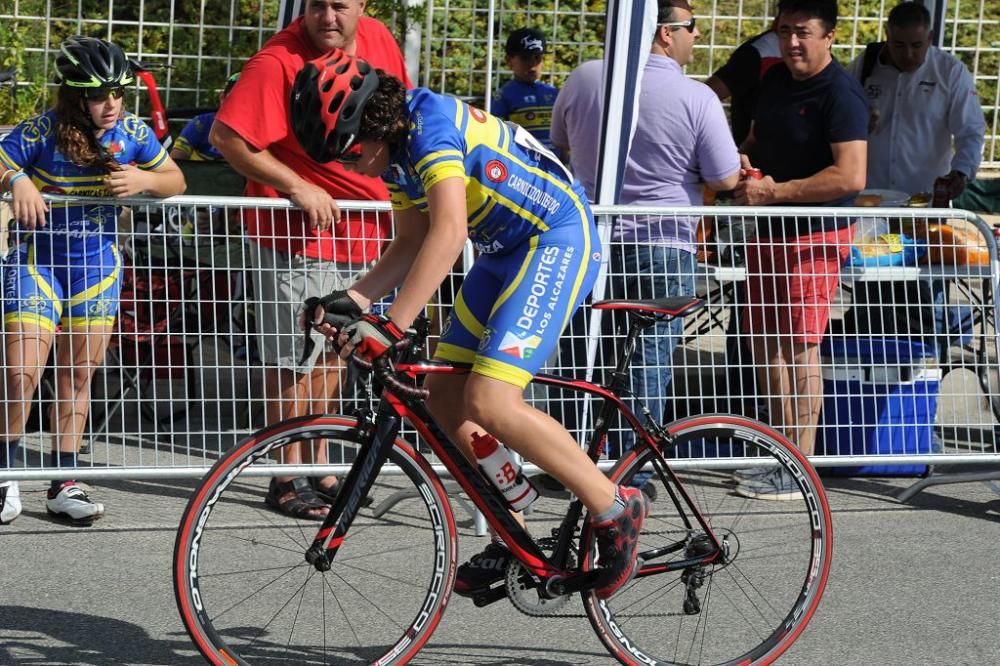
290, 49, 647, 600
0, 36, 185, 526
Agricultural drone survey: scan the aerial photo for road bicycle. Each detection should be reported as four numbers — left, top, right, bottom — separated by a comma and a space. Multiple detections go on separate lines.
173, 295, 833, 665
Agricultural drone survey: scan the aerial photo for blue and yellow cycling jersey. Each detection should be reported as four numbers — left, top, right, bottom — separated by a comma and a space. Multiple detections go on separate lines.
0, 110, 168, 260
385, 88, 601, 388
490, 79, 559, 153
174, 112, 224, 161
385, 87, 585, 256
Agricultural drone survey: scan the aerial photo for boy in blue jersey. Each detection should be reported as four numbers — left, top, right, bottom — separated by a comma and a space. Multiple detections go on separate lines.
491, 28, 560, 154
0, 37, 185, 526
169, 72, 240, 162
290, 50, 648, 601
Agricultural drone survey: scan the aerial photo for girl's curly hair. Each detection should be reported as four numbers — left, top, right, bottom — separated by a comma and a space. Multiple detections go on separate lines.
54, 87, 121, 173
357, 70, 409, 147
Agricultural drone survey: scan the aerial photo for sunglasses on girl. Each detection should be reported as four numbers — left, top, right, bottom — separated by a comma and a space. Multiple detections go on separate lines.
662, 17, 696, 33
83, 87, 126, 101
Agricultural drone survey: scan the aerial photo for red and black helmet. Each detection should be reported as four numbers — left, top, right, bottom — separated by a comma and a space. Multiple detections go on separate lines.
290, 49, 379, 163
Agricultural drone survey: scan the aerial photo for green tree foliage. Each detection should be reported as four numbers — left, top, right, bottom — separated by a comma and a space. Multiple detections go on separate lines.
0, 18, 51, 123
3, 0, 998, 139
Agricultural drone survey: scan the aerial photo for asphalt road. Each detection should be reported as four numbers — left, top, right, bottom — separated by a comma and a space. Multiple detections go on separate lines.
1, 472, 999, 665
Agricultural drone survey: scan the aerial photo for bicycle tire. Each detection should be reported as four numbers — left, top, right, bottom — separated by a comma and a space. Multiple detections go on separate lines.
582, 414, 833, 666
174, 415, 457, 665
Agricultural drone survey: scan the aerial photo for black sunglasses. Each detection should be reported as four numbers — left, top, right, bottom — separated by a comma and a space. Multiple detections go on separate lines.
662, 17, 697, 33
336, 143, 363, 164
83, 87, 125, 101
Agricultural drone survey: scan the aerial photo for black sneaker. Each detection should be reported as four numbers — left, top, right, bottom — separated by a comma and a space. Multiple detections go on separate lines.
592, 486, 649, 600
454, 542, 511, 596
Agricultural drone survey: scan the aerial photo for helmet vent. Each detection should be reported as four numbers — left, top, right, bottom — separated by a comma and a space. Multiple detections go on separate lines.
328, 90, 346, 114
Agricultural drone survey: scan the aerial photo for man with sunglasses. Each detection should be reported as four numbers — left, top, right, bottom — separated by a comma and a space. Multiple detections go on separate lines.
548, 0, 739, 454
491, 27, 560, 155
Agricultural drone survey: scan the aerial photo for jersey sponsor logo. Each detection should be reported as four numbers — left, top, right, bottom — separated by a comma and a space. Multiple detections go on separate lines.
477, 326, 494, 352
498, 330, 542, 359
21, 115, 53, 144
469, 106, 488, 123
88, 299, 116, 316
106, 139, 125, 157
516, 245, 571, 335
485, 159, 508, 183
506, 173, 560, 215
474, 239, 505, 254
524, 94, 537, 104
122, 114, 150, 142
23, 294, 48, 313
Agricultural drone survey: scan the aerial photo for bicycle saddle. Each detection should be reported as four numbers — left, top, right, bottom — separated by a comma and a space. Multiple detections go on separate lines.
0, 68, 15, 84
593, 296, 703, 317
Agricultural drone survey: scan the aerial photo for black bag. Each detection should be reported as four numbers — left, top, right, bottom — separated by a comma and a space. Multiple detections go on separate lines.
842, 281, 937, 342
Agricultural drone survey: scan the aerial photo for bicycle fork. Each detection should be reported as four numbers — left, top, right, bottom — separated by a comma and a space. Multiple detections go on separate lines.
305, 404, 400, 571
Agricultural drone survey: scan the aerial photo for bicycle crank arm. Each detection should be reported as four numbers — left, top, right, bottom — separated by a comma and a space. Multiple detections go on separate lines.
469, 584, 508, 607
544, 569, 604, 597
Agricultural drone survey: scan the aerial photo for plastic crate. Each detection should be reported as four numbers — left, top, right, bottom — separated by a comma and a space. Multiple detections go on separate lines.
816, 337, 941, 476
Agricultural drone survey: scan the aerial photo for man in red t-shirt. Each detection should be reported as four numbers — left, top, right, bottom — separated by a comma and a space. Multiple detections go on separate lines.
211, 0, 412, 519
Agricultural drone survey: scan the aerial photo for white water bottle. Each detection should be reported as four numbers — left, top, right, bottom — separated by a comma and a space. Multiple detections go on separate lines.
471, 432, 538, 511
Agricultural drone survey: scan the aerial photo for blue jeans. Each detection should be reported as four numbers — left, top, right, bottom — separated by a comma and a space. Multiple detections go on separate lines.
609, 244, 697, 454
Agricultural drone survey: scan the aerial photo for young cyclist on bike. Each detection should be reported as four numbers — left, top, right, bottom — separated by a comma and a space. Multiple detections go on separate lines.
0, 36, 185, 526
290, 50, 648, 600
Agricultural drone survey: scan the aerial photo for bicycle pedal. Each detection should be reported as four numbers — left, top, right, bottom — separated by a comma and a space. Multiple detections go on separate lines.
464, 584, 508, 607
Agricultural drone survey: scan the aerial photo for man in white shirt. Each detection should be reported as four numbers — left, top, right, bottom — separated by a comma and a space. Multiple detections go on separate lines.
847, 1, 985, 199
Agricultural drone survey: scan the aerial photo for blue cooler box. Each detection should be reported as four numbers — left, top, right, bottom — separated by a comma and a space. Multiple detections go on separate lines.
816, 337, 941, 476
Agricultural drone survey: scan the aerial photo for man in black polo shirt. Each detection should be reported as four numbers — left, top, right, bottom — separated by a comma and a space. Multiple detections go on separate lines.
734, 0, 868, 500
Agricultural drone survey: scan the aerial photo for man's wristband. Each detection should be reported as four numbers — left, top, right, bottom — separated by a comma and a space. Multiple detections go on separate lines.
1, 168, 17, 189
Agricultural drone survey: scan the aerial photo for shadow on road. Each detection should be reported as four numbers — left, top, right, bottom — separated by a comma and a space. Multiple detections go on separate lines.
0, 606, 200, 665
823, 475, 1000, 523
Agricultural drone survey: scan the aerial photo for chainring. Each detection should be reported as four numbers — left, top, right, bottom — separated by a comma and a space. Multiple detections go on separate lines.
505, 537, 576, 617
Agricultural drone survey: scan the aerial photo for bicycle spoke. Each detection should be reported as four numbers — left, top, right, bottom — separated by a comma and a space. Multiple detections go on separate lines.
584, 419, 832, 665
175, 418, 456, 666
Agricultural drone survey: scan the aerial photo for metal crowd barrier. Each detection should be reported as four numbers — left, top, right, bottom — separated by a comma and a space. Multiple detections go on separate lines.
0, 195, 998, 496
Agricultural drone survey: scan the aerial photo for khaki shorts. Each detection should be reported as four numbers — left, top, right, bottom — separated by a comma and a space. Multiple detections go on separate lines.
249, 244, 369, 373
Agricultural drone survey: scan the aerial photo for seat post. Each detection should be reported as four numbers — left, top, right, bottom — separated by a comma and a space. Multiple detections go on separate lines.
607, 312, 654, 393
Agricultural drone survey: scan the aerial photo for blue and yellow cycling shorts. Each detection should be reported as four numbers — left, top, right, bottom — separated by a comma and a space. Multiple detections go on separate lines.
434, 217, 601, 389
2, 243, 123, 331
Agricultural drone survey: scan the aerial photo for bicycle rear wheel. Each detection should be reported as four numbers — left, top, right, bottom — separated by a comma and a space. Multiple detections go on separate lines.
583, 415, 833, 666
174, 415, 457, 665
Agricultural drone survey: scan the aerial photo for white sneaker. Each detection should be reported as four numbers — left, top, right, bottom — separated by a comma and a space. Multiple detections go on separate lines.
0, 480, 21, 524
46, 482, 105, 525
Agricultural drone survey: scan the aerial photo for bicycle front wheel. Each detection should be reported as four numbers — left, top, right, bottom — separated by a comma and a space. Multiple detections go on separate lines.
583, 415, 833, 666
174, 415, 457, 665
